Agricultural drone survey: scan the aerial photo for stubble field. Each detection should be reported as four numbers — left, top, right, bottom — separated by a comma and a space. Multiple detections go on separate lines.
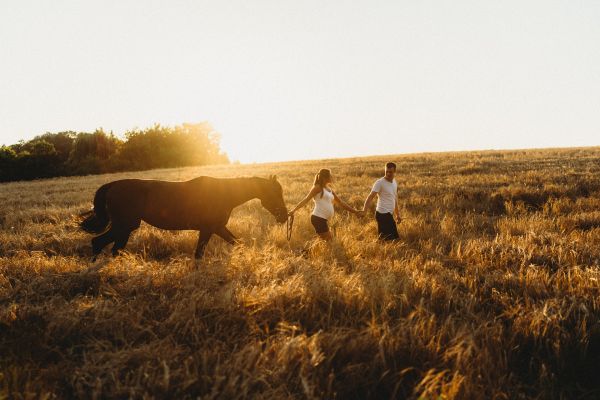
1, 148, 600, 399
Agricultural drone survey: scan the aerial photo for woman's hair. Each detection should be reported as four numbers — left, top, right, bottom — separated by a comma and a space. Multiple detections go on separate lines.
313, 168, 332, 198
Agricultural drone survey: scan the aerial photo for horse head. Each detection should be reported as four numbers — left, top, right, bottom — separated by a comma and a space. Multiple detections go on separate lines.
258, 175, 288, 224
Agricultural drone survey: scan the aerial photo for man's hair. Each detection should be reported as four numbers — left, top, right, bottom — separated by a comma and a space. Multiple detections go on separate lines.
385, 162, 396, 170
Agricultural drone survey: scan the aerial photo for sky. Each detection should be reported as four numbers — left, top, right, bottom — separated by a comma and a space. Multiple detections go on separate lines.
0, 1, 599, 163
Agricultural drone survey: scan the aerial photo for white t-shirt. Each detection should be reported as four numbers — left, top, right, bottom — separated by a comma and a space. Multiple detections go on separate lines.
312, 188, 335, 220
372, 177, 397, 214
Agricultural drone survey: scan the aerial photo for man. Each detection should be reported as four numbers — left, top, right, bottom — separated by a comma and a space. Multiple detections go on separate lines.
362, 162, 400, 241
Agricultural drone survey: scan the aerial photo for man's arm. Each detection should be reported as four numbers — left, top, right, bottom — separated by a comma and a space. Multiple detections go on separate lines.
394, 185, 401, 221
362, 191, 378, 213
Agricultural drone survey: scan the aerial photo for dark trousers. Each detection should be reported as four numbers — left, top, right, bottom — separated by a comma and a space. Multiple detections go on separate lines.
375, 211, 399, 241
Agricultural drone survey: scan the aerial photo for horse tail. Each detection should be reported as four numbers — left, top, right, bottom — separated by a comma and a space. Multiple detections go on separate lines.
80, 182, 114, 234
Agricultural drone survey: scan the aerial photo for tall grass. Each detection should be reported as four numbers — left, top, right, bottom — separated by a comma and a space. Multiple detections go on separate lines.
1, 147, 600, 399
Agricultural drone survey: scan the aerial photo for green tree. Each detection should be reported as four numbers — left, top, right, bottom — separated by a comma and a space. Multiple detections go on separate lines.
67, 130, 122, 174
16, 140, 61, 179
33, 131, 76, 165
178, 122, 229, 165
0, 122, 228, 181
117, 122, 228, 171
0, 146, 18, 181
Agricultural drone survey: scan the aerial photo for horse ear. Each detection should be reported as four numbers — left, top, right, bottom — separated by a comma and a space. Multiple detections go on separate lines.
271, 175, 277, 181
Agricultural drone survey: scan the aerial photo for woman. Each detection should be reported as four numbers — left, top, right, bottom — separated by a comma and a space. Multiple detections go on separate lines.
288, 168, 362, 241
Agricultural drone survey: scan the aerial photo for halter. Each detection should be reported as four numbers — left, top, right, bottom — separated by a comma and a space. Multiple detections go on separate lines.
286, 213, 294, 241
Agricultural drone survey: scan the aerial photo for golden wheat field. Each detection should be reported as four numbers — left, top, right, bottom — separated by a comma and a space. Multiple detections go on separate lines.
1, 148, 600, 399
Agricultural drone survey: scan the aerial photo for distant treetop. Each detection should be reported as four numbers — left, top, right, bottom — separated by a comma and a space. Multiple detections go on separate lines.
0, 122, 229, 182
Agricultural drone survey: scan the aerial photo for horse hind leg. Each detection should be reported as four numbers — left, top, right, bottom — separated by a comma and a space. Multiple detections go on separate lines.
107, 213, 140, 257
215, 226, 239, 245
111, 227, 133, 257
91, 229, 116, 261
195, 230, 213, 260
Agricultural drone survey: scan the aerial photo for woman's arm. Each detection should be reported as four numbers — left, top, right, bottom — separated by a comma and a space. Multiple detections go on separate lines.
332, 191, 360, 214
289, 185, 321, 215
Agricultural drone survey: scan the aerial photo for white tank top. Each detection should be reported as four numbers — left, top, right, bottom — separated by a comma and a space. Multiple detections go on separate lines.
312, 188, 334, 220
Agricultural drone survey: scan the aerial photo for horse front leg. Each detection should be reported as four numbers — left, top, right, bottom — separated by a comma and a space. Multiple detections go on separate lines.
215, 226, 239, 245
195, 230, 213, 259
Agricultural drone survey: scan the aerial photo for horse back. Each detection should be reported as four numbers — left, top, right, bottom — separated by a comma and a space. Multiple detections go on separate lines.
104, 177, 233, 230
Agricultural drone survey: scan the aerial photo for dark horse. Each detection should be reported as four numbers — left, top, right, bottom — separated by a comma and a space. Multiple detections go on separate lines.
80, 176, 288, 261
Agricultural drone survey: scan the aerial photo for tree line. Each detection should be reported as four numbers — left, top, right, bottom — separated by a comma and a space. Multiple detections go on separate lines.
0, 122, 229, 182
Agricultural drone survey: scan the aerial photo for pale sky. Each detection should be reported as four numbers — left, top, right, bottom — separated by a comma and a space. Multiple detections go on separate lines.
1, 1, 598, 163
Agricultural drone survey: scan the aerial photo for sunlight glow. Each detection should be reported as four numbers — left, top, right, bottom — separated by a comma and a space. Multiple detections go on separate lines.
1, 1, 599, 163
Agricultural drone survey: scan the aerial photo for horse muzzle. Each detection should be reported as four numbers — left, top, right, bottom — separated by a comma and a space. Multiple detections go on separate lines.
274, 209, 288, 224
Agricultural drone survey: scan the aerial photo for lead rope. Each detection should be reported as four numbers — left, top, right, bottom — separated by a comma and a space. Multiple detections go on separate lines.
286, 213, 294, 241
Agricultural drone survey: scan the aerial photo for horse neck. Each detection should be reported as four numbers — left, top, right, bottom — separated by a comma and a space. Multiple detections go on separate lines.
229, 178, 263, 208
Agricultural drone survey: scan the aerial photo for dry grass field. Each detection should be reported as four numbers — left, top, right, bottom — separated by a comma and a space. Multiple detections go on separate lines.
1, 147, 600, 399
